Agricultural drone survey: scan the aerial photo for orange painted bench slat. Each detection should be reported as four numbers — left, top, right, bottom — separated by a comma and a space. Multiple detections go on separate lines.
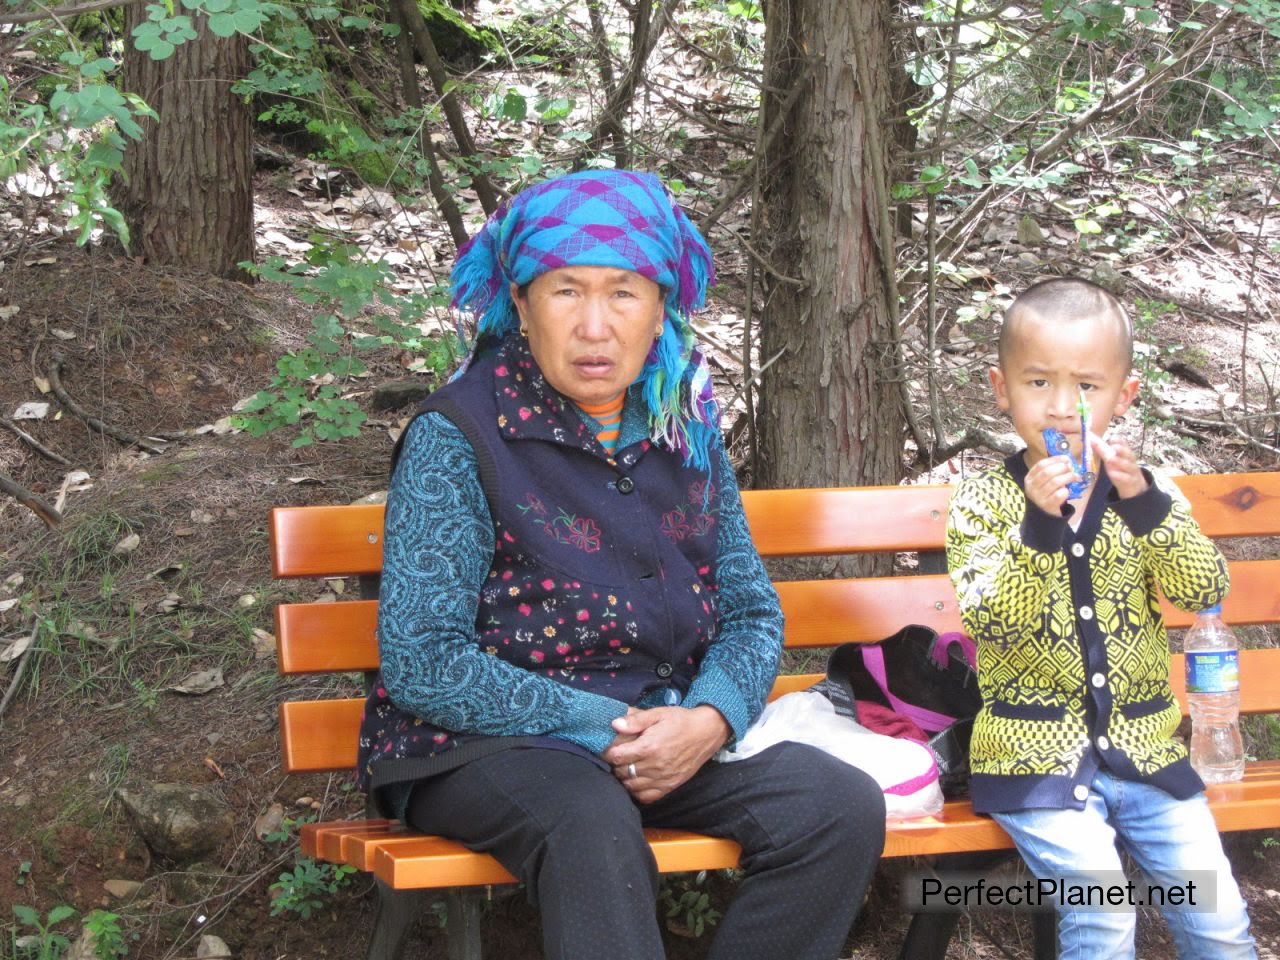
277, 647, 1280, 775
275, 559, 1280, 674
269, 472, 1280, 578
298, 760, 1280, 887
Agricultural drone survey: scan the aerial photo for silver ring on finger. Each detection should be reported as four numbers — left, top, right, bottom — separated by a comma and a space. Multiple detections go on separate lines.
627, 762, 638, 780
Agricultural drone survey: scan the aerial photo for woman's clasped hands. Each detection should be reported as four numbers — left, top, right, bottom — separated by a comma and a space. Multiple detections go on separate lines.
604, 705, 731, 804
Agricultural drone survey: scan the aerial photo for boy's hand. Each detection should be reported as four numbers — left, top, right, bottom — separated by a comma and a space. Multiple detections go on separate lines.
1025, 455, 1077, 515
1090, 432, 1149, 499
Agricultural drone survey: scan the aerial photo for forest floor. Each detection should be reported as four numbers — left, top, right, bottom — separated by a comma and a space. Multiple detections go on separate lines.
2, 162, 1280, 960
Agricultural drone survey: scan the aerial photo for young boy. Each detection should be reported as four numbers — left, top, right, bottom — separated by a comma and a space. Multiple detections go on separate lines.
945, 277, 1257, 958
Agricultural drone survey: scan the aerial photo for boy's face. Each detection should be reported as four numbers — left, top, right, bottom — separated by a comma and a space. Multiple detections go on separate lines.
990, 312, 1140, 465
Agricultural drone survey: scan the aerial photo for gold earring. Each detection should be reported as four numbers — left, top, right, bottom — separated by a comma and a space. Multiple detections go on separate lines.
519, 325, 528, 336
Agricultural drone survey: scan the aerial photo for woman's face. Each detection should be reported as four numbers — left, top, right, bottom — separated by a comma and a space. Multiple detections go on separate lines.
512, 266, 665, 407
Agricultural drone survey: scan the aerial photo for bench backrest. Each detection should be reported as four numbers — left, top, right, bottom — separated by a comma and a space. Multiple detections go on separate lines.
271, 472, 1280, 775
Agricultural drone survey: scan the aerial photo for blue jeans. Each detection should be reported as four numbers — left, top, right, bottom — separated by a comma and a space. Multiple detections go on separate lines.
991, 771, 1255, 960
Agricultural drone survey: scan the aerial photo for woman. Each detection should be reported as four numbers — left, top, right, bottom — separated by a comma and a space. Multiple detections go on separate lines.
357, 169, 885, 960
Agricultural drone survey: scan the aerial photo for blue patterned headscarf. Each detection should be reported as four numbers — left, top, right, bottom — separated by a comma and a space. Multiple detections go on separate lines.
450, 169, 720, 472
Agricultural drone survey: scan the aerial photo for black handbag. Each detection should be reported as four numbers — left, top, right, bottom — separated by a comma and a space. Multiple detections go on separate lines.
811, 624, 981, 799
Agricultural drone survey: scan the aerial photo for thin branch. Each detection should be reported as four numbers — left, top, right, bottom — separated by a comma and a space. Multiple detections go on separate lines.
0, 619, 41, 723
0, 417, 72, 465
726, 347, 787, 413
0, 0, 142, 24
0, 473, 61, 527
395, 0, 500, 215
1236, 173, 1277, 435
923, 0, 965, 456
1176, 412, 1280, 460
584, 0, 625, 160
724, 229, 804, 286
913, 426, 1019, 468
924, 11, 1238, 275
700, 59, 813, 234
580, 0, 677, 168
48, 354, 166, 455
392, 1, 468, 252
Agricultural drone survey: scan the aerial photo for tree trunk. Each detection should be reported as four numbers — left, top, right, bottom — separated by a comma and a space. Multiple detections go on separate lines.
757, 0, 902, 495
116, 12, 254, 280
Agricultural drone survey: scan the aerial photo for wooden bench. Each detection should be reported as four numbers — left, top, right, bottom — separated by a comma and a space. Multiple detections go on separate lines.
270, 471, 1280, 960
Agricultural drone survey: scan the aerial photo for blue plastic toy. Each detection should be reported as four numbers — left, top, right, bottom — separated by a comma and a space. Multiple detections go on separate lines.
1042, 392, 1094, 499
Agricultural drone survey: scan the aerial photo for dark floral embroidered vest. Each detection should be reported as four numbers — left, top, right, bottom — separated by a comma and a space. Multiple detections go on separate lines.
357, 335, 721, 795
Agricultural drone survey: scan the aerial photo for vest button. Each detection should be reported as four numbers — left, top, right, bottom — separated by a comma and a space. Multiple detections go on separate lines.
1079, 605, 1094, 620
1071, 543, 1085, 557
1097, 735, 1111, 751
1091, 672, 1106, 688
617, 477, 635, 494
1073, 784, 1090, 802
655, 662, 673, 678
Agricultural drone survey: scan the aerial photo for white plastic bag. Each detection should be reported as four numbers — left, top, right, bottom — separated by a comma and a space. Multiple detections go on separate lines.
718, 690, 944, 820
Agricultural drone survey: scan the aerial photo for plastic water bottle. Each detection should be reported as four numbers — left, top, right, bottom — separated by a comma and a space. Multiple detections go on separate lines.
1184, 604, 1244, 783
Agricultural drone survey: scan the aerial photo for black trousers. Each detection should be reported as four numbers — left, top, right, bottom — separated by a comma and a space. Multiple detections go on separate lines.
406, 741, 886, 960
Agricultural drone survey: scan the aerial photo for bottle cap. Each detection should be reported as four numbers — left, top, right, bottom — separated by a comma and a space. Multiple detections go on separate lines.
1200, 603, 1223, 615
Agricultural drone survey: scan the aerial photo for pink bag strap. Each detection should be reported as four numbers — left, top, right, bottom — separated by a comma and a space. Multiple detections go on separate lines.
933, 631, 977, 669
860, 645, 959, 733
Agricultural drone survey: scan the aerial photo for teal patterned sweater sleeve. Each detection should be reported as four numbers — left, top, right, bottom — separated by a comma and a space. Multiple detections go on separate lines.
378, 413, 628, 755
681, 443, 783, 740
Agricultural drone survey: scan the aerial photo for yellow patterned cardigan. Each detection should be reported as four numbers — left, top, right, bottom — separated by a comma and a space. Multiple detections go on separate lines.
945, 455, 1229, 813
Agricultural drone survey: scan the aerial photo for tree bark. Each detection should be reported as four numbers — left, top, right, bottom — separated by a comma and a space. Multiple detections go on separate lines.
757, 0, 902, 496
116, 11, 254, 280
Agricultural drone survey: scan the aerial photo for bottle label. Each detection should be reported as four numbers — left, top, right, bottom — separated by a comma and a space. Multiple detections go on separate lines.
1186, 650, 1240, 694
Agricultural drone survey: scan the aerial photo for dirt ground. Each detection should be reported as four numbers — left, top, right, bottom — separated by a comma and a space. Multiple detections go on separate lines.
3, 206, 1280, 959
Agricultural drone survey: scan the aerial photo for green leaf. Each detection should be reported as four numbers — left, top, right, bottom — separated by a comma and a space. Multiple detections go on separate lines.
13, 904, 40, 925
1073, 217, 1102, 235
500, 90, 527, 122
81, 57, 118, 78
207, 11, 237, 35
47, 904, 76, 924
232, 6, 267, 32
536, 96, 573, 122
85, 140, 125, 170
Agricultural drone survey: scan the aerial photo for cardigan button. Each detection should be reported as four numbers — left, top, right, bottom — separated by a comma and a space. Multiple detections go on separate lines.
617, 477, 635, 494
1073, 784, 1090, 802
1091, 672, 1106, 688
1097, 735, 1111, 751
1071, 543, 1085, 557
1079, 605, 1094, 620
655, 662, 673, 678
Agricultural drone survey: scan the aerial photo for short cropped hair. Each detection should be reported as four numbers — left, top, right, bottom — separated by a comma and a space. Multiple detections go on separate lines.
998, 277, 1133, 368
